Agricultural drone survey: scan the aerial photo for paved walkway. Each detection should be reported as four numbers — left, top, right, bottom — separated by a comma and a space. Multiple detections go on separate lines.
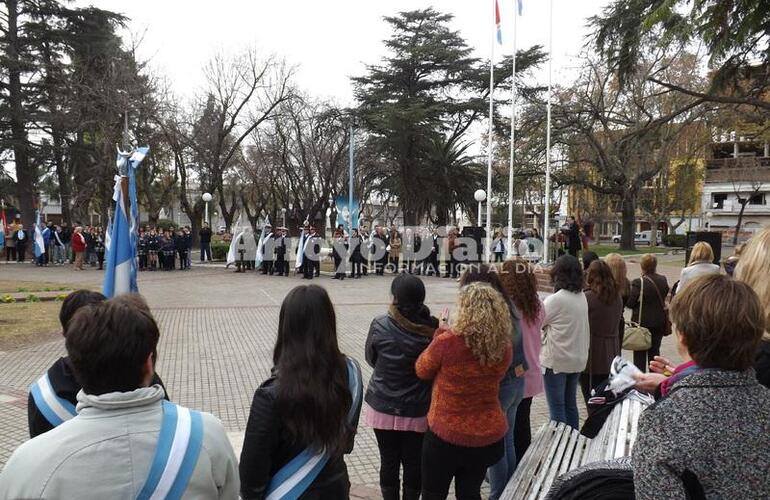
0, 260, 681, 497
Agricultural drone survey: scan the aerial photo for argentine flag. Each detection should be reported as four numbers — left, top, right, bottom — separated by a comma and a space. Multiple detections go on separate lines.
33, 211, 46, 259
103, 180, 135, 297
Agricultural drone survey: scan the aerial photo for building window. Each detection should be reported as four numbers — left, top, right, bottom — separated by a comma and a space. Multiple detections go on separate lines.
712, 193, 728, 209
749, 193, 766, 206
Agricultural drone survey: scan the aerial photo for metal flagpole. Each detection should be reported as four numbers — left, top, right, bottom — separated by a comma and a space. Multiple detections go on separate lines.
349, 122, 354, 233
486, 0, 495, 264
543, 0, 554, 264
507, 6, 518, 257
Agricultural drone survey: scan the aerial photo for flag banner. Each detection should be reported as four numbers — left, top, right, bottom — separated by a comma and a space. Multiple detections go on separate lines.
127, 146, 148, 293
103, 178, 134, 297
335, 196, 360, 233
255, 216, 271, 267
33, 210, 46, 258
517, 0, 523, 15
495, 0, 503, 44
0, 211, 5, 248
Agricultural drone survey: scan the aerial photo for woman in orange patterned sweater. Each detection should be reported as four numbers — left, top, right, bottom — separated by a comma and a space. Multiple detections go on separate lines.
416, 282, 513, 500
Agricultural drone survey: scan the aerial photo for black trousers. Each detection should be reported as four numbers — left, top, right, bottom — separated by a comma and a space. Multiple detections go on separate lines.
350, 259, 362, 277
139, 254, 148, 270
303, 259, 317, 279
177, 250, 187, 269
494, 252, 504, 262
390, 256, 400, 272
261, 260, 274, 275
275, 257, 288, 276
514, 397, 533, 461
633, 329, 664, 372
5, 246, 16, 261
200, 243, 212, 262
16, 244, 26, 262
374, 429, 424, 493
421, 431, 503, 500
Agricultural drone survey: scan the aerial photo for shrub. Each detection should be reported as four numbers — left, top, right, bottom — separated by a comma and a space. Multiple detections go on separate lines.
26, 294, 40, 303
662, 234, 686, 248
16, 287, 28, 293
211, 241, 230, 261
55, 293, 68, 301
1, 295, 15, 304
155, 219, 177, 231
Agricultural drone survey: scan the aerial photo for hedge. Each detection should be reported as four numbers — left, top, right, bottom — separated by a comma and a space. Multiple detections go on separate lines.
662, 234, 686, 248
211, 241, 229, 261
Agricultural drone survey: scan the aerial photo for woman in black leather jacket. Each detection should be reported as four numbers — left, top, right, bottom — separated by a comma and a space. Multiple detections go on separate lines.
240, 285, 363, 499
364, 273, 439, 500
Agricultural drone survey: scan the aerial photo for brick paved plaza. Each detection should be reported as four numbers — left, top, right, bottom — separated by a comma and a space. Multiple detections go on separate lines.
0, 258, 682, 498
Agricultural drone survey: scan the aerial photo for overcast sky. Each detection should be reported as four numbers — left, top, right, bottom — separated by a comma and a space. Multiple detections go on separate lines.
74, 0, 612, 104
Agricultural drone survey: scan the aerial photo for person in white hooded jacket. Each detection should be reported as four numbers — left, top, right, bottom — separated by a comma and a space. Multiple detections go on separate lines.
0, 294, 239, 500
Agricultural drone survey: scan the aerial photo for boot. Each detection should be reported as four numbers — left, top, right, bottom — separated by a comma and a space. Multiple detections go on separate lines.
403, 487, 421, 500
380, 486, 400, 500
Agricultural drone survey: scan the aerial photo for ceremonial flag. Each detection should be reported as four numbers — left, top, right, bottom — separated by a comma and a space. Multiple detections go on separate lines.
255, 216, 271, 267
495, 0, 503, 44
517, 0, 523, 15
103, 177, 134, 297
33, 210, 46, 258
0, 208, 5, 248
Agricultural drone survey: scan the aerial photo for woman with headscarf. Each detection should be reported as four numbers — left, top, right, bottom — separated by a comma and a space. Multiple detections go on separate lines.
364, 274, 439, 500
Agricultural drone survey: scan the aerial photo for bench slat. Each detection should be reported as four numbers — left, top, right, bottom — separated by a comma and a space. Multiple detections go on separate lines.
527, 423, 571, 500
501, 423, 552, 500
613, 399, 631, 459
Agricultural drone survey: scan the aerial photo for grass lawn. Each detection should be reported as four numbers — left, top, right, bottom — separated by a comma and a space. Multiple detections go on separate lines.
590, 245, 671, 257
0, 301, 62, 350
0, 280, 85, 294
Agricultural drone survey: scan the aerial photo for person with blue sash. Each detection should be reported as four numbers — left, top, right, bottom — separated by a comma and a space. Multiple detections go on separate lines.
27, 290, 170, 438
239, 285, 363, 500
1, 294, 239, 499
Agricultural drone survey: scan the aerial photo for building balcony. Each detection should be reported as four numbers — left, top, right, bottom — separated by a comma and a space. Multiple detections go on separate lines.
705, 157, 770, 183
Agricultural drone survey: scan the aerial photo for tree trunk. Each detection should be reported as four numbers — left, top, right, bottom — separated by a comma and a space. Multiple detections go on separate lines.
619, 192, 637, 251
733, 201, 748, 244
7, 0, 36, 229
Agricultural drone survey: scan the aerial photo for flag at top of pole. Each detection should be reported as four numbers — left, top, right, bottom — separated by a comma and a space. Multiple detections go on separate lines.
495, 0, 503, 44
517, 0, 523, 16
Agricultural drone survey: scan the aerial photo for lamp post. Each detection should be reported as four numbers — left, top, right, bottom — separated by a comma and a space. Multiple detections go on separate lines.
706, 211, 714, 231
474, 189, 486, 228
202, 192, 212, 225
281, 207, 287, 228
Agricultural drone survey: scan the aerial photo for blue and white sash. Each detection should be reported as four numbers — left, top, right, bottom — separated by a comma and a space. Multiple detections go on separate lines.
137, 401, 204, 500
265, 357, 363, 500
29, 373, 77, 427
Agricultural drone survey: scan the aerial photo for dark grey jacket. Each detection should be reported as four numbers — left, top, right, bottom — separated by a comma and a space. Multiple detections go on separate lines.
364, 306, 437, 418
632, 369, 770, 499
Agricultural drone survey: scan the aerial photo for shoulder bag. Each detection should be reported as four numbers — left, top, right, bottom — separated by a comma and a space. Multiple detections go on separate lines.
623, 277, 652, 351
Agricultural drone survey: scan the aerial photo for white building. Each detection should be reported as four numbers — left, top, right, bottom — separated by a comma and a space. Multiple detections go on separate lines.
701, 135, 770, 242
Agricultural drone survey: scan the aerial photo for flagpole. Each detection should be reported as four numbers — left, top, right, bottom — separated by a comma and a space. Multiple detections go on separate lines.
543, 0, 554, 264
486, 0, 495, 264
507, 5, 518, 257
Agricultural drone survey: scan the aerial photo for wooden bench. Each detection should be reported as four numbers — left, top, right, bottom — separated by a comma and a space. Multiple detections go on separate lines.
500, 397, 648, 500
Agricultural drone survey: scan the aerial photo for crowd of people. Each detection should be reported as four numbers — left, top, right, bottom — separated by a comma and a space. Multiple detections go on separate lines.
137, 225, 198, 271
231, 221, 545, 282
1, 226, 769, 499
1, 220, 107, 270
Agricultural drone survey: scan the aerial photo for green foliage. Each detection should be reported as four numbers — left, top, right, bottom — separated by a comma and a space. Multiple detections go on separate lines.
211, 241, 229, 261
155, 219, 177, 231
16, 287, 28, 293
55, 293, 68, 301
353, 8, 545, 225
662, 234, 687, 248
1, 295, 15, 304
26, 294, 40, 303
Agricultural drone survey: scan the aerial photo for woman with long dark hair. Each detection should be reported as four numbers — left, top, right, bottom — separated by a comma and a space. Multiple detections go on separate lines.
458, 265, 528, 499
365, 273, 439, 500
499, 259, 545, 463
580, 260, 623, 402
240, 285, 363, 499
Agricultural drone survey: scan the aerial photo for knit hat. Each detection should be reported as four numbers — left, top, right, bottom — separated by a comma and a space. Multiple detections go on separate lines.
390, 273, 426, 308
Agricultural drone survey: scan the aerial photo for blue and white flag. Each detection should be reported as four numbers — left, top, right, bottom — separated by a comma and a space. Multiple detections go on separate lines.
517, 0, 523, 15
33, 210, 46, 258
103, 180, 134, 298
255, 216, 272, 267
104, 146, 149, 298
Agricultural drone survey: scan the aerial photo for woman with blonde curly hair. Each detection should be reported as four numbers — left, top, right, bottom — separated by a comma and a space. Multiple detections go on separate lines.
416, 281, 513, 500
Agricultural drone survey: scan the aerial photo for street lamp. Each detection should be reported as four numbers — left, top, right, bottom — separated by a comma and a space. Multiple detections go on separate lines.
474, 189, 487, 227
706, 211, 714, 231
202, 192, 212, 225
281, 207, 287, 228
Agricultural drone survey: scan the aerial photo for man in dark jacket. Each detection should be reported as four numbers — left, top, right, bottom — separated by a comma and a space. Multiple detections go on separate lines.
302, 227, 321, 280
199, 223, 213, 262
13, 225, 28, 262
27, 290, 169, 438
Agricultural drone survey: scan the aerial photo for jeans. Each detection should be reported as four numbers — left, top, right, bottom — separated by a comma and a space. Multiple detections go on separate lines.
200, 243, 212, 262
374, 429, 424, 497
52, 245, 65, 264
543, 369, 581, 429
422, 431, 503, 500
488, 374, 525, 500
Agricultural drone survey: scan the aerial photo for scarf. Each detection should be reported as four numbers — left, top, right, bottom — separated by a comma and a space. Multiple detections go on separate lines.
660, 360, 699, 398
